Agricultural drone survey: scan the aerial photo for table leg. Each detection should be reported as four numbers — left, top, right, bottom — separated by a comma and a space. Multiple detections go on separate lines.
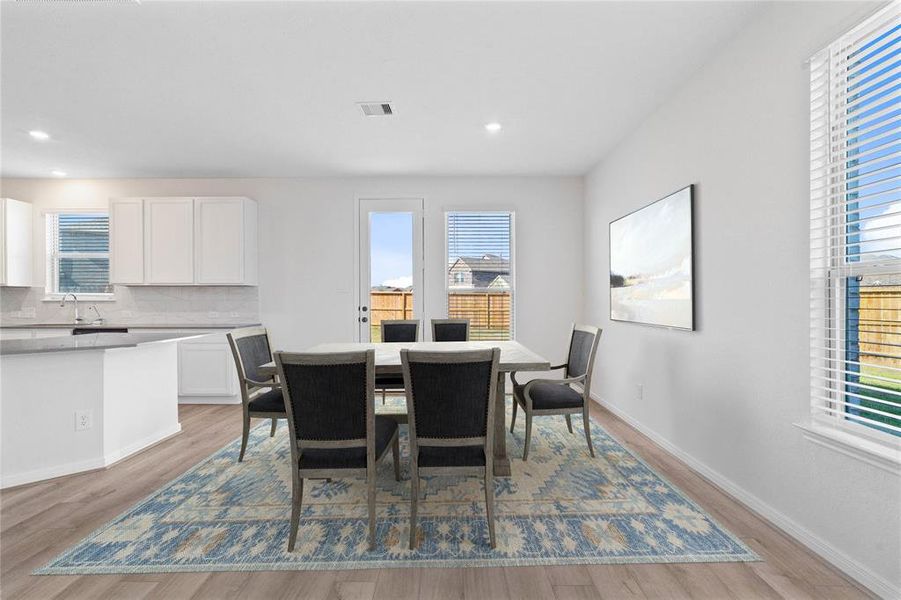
493, 371, 511, 477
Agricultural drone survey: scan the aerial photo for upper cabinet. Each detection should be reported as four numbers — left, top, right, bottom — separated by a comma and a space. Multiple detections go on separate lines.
145, 197, 194, 284
194, 197, 257, 285
109, 196, 257, 286
0, 198, 33, 287
109, 198, 144, 284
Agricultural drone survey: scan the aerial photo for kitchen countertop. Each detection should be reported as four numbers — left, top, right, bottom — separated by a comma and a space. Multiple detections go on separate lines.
0, 332, 208, 356
0, 323, 259, 330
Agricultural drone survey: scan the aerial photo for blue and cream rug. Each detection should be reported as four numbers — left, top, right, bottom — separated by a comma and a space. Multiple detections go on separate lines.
37, 399, 757, 574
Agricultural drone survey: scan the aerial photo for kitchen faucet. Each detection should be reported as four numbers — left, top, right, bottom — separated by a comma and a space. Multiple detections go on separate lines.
59, 293, 85, 323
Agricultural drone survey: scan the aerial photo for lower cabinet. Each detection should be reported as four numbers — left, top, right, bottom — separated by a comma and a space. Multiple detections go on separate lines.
134, 329, 241, 404
177, 335, 240, 403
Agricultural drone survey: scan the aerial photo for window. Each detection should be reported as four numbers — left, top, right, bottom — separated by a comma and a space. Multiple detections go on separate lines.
446, 211, 514, 340
809, 4, 901, 447
45, 212, 112, 296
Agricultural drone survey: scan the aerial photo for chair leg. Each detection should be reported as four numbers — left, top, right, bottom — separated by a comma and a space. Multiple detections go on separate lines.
382, 389, 386, 405
523, 412, 533, 461
270, 418, 278, 437
485, 468, 496, 549
287, 474, 304, 552
238, 412, 250, 462
565, 414, 573, 434
409, 470, 419, 550
367, 470, 377, 551
392, 435, 401, 482
583, 406, 595, 458
510, 397, 518, 433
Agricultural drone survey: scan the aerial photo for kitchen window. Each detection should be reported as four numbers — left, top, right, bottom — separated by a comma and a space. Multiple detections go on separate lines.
45, 212, 113, 298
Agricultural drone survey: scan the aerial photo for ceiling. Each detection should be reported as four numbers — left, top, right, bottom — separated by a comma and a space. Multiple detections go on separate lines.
1, 1, 764, 178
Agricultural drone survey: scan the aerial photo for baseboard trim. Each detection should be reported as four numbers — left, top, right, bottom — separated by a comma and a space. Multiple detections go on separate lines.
1, 457, 107, 489
102, 423, 183, 467
179, 396, 241, 405
1, 424, 183, 490
591, 394, 899, 599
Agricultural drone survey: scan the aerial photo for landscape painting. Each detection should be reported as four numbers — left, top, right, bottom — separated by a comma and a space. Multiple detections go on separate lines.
609, 185, 694, 330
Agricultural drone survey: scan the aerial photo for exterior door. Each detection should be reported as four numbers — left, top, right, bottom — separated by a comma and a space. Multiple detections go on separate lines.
357, 198, 424, 342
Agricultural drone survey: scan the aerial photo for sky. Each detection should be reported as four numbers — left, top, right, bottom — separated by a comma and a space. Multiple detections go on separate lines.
370, 212, 413, 288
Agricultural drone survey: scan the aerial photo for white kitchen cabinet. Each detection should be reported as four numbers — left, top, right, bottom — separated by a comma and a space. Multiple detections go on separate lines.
194, 197, 258, 285
107, 197, 257, 286
0, 198, 33, 287
144, 198, 195, 284
176, 332, 240, 403
109, 198, 144, 284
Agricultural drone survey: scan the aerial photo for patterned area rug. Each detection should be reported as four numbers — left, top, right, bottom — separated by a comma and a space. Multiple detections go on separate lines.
37, 398, 757, 574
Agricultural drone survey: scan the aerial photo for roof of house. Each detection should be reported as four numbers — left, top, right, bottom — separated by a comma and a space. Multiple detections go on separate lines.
452, 254, 510, 272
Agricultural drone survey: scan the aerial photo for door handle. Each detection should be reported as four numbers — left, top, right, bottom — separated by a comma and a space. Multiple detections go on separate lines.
361, 316, 368, 323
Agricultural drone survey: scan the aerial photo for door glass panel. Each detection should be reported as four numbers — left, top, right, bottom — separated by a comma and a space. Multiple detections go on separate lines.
369, 212, 414, 342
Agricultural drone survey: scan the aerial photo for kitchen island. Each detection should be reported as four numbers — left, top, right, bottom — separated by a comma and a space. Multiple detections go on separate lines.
0, 332, 203, 488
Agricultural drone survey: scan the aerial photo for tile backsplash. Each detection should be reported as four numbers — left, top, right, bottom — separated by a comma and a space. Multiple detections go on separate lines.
0, 286, 260, 326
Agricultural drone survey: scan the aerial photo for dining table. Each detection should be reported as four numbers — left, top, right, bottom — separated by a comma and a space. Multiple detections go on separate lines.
258, 340, 550, 476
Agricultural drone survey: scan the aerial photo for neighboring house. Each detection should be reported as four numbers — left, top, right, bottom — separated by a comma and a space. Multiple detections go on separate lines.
448, 254, 510, 290
488, 275, 510, 289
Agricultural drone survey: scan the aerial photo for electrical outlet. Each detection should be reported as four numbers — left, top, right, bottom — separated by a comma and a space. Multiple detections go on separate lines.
75, 410, 93, 431
636, 383, 644, 400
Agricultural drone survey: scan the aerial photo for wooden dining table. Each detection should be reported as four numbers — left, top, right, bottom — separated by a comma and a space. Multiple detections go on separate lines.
259, 340, 550, 476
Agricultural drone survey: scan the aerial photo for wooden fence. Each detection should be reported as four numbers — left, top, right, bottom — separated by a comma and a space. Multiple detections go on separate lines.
858, 286, 901, 369
368, 290, 511, 341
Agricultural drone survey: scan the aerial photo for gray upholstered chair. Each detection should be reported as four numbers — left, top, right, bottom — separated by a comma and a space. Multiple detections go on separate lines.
510, 324, 602, 461
274, 349, 400, 551
375, 319, 420, 404
431, 318, 470, 342
401, 347, 500, 549
226, 326, 287, 462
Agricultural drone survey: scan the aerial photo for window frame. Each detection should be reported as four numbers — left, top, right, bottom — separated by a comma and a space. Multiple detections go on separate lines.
804, 4, 901, 468
443, 209, 516, 341
43, 209, 114, 301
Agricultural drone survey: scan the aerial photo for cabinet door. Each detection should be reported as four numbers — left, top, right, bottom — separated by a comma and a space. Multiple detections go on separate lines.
144, 198, 194, 284
109, 198, 144, 284
1, 198, 33, 287
177, 338, 238, 396
194, 197, 244, 284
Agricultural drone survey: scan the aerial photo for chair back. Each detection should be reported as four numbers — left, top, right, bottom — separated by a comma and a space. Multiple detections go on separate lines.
431, 319, 470, 342
566, 324, 602, 394
274, 350, 374, 463
226, 327, 275, 403
401, 348, 499, 449
381, 319, 420, 343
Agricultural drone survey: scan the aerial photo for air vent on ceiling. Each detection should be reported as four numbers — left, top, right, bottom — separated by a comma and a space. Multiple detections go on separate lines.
358, 102, 394, 117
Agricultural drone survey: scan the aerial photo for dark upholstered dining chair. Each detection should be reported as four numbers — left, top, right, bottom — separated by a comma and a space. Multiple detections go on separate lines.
375, 320, 420, 404
226, 326, 287, 462
431, 318, 470, 342
274, 349, 400, 552
402, 347, 500, 549
510, 324, 602, 461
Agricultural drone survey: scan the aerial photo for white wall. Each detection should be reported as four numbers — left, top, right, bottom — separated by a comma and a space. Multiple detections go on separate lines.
583, 2, 899, 596
0, 176, 583, 361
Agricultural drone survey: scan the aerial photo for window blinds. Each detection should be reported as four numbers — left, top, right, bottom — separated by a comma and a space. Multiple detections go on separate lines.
446, 212, 514, 341
46, 213, 111, 294
809, 3, 901, 439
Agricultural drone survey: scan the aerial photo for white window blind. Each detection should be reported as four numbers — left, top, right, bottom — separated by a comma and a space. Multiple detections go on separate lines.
810, 2, 901, 442
46, 212, 112, 295
446, 211, 514, 341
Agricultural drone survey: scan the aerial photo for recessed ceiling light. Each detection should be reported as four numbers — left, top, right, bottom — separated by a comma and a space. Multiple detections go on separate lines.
29, 130, 50, 141
484, 122, 502, 133
51, 170, 67, 177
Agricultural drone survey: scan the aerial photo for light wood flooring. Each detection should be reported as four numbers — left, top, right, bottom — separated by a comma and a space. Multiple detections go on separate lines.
0, 403, 874, 599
